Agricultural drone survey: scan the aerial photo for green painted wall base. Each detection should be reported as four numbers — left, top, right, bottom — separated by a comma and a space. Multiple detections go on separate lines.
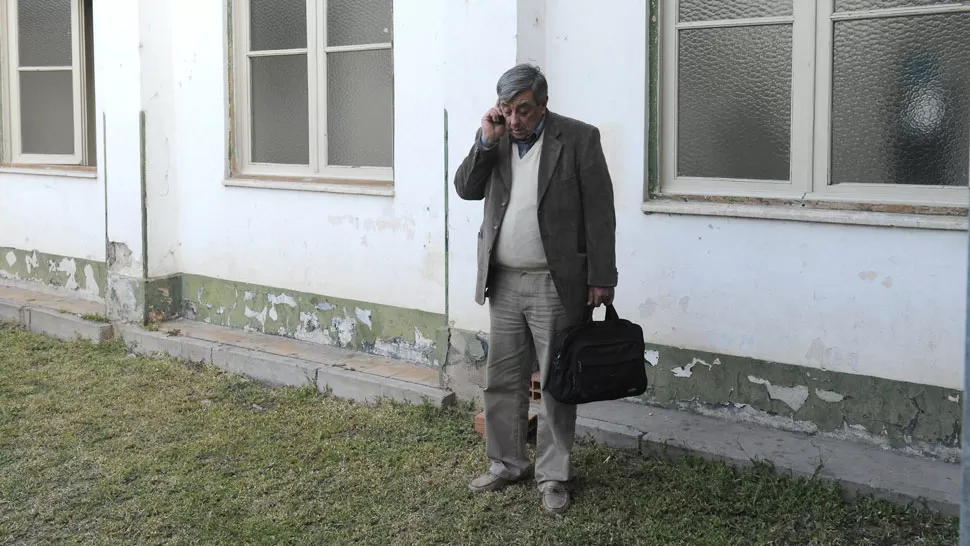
443, 328, 962, 460
182, 274, 447, 368
0, 247, 105, 299
147, 275, 182, 321
640, 344, 961, 460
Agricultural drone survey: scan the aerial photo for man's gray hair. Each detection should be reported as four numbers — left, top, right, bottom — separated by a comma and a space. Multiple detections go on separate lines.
496, 64, 548, 105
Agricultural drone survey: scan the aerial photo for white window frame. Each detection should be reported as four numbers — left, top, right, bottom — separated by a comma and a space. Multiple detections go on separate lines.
660, 0, 970, 208
0, 0, 90, 166
231, 0, 394, 184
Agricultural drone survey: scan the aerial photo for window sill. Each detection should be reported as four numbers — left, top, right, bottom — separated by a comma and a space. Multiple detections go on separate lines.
0, 165, 98, 179
642, 198, 968, 231
223, 175, 394, 197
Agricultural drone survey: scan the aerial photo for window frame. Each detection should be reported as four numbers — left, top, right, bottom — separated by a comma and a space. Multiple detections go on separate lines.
0, 0, 91, 167
658, 0, 970, 208
230, 0, 394, 185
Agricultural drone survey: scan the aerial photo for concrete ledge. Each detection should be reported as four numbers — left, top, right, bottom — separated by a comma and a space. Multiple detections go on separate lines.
213, 345, 319, 388
0, 298, 27, 325
27, 307, 112, 343
116, 325, 218, 364
572, 400, 960, 516
317, 365, 455, 407
576, 416, 643, 452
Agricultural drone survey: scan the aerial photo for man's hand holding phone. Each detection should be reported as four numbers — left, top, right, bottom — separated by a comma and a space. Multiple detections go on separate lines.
481, 104, 506, 146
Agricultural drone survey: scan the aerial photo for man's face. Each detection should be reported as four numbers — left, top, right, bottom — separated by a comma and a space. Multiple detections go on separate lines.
500, 89, 547, 140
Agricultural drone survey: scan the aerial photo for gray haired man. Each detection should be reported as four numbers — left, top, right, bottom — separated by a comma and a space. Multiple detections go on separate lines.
454, 64, 618, 514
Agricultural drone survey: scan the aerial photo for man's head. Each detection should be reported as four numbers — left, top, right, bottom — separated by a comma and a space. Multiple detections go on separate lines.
496, 64, 548, 140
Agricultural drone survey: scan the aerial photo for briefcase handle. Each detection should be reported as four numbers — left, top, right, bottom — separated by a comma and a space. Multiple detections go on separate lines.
585, 304, 620, 322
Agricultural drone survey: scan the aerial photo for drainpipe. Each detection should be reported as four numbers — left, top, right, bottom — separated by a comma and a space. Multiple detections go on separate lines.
444, 108, 450, 325
962, 208, 970, 544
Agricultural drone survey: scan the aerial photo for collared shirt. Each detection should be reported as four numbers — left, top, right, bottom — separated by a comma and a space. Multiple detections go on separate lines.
480, 116, 546, 158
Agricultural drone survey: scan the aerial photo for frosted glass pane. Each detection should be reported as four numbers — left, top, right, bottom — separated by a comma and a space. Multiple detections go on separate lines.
20, 71, 74, 155
250, 0, 306, 51
831, 14, 970, 186
250, 55, 309, 165
328, 50, 393, 168
679, 0, 791, 22
18, 0, 72, 67
678, 25, 792, 180
328, 0, 393, 46
836, 0, 954, 11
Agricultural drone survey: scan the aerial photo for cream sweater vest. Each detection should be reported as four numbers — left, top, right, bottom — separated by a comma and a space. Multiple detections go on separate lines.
494, 132, 547, 270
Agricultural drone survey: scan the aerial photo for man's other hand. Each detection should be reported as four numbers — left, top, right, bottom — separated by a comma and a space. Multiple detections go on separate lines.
587, 286, 615, 307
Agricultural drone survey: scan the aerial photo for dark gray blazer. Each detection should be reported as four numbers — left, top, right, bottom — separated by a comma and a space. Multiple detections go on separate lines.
453, 111, 617, 322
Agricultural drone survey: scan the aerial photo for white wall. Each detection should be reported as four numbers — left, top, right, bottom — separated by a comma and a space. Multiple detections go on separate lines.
168, 0, 447, 314
444, 0, 519, 332
0, 173, 104, 262
140, 0, 181, 278
447, 0, 969, 391
98, 0, 146, 278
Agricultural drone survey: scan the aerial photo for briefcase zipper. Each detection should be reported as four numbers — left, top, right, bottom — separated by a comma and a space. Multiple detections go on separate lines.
575, 343, 643, 368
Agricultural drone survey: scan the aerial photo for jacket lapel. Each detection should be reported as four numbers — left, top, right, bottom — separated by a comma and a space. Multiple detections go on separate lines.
537, 113, 562, 206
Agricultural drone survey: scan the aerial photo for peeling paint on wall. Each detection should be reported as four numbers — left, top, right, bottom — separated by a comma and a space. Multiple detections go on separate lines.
371, 328, 438, 366
748, 376, 810, 412
182, 274, 447, 367
107, 274, 144, 323
671, 357, 719, 378
355, 308, 373, 329
268, 293, 297, 307
631, 342, 963, 459
815, 388, 845, 403
107, 242, 138, 278
0, 247, 106, 300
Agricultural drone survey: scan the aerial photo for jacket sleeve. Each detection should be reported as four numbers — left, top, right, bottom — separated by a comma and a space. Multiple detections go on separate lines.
454, 129, 500, 201
579, 127, 618, 288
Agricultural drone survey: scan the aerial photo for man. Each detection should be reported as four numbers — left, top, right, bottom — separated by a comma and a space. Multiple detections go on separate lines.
454, 64, 617, 515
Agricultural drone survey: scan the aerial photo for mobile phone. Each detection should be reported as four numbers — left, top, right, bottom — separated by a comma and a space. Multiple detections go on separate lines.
493, 114, 505, 124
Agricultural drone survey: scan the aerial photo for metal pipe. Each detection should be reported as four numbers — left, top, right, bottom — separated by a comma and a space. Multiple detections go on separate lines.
962, 206, 970, 543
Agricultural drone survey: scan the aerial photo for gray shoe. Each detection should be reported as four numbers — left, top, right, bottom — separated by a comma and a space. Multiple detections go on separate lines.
468, 471, 527, 493
539, 481, 572, 515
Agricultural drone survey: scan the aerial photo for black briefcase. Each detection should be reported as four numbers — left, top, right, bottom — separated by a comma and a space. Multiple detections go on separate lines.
547, 305, 648, 405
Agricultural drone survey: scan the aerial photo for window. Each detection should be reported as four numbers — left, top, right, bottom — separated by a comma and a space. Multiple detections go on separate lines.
231, 0, 394, 184
0, 0, 96, 167
660, 0, 970, 207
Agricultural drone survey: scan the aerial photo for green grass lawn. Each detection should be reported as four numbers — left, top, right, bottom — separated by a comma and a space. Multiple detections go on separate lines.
0, 323, 957, 545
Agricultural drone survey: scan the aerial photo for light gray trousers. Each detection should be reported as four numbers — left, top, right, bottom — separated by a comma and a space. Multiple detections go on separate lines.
484, 268, 578, 484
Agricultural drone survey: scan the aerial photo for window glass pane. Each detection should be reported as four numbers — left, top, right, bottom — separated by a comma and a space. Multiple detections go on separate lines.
678, 0, 791, 22
250, 55, 309, 165
20, 71, 74, 155
836, 0, 956, 11
17, 0, 72, 67
250, 0, 306, 51
327, 0, 393, 46
327, 49, 393, 168
831, 13, 970, 186
678, 25, 792, 180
